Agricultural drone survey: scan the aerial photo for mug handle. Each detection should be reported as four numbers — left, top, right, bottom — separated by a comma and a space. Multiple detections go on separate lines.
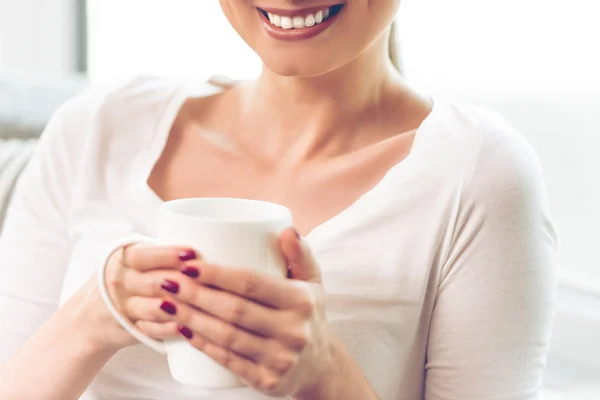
97, 235, 167, 355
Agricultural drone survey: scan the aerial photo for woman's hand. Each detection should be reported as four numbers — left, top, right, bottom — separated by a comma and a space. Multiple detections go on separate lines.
158, 229, 338, 397
74, 242, 199, 352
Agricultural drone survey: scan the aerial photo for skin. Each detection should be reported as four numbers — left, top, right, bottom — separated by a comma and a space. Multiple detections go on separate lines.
0, 0, 433, 398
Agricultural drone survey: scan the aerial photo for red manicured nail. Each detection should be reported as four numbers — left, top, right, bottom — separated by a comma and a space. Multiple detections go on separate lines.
179, 325, 193, 339
182, 266, 200, 278
160, 301, 177, 315
179, 250, 197, 262
161, 280, 179, 294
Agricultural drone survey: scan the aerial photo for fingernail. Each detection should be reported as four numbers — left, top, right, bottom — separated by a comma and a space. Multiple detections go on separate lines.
178, 325, 194, 339
160, 301, 177, 315
182, 266, 200, 278
179, 250, 197, 262
161, 280, 179, 294
292, 228, 301, 240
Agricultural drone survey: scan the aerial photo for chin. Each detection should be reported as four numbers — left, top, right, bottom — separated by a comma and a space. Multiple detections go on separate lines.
258, 46, 351, 78
261, 58, 330, 78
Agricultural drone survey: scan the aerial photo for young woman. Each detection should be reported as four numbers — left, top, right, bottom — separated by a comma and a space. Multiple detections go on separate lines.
0, 1, 557, 399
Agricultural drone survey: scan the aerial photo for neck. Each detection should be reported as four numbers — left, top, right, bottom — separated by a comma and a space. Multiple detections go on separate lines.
235, 37, 407, 160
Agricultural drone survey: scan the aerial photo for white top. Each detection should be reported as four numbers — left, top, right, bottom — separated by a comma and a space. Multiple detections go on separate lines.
0, 77, 557, 400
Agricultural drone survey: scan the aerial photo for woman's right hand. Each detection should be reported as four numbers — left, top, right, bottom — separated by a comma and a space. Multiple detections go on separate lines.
72, 242, 199, 352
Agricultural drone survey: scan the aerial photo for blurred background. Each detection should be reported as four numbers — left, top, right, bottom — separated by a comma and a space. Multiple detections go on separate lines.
1, 0, 599, 398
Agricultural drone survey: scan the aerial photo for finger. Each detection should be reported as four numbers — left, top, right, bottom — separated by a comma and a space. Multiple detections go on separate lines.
122, 242, 198, 271
193, 263, 309, 310
167, 282, 310, 349
121, 296, 177, 322
116, 268, 153, 296
115, 268, 183, 297
174, 304, 270, 362
171, 283, 280, 337
182, 333, 282, 395
166, 280, 313, 350
136, 320, 180, 340
177, 307, 301, 375
121, 269, 188, 297
280, 229, 321, 283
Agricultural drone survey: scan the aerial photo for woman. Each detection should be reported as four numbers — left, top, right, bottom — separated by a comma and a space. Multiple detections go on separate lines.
0, 1, 557, 399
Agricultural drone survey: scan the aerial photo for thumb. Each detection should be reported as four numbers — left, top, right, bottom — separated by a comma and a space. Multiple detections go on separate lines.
280, 228, 322, 283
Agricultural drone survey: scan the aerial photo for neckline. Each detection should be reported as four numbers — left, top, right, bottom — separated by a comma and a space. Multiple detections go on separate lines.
304, 99, 439, 241
140, 81, 441, 243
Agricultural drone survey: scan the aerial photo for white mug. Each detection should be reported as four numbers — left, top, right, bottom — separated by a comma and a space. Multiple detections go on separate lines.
98, 198, 293, 387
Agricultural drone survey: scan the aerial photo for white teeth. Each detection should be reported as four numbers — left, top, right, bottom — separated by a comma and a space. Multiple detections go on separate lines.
281, 16, 293, 29
292, 16, 305, 28
264, 7, 333, 29
315, 10, 323, 24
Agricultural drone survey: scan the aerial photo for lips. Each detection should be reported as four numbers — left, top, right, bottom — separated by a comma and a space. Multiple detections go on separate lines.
256, 4, 345, 41
258, 4, 344, 29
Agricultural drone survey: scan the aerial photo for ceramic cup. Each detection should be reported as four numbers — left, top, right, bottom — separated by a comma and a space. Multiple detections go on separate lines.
98, 198, 293, 387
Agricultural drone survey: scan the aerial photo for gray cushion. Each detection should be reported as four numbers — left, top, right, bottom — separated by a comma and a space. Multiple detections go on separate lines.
0, 139, 37, 230
0, 74, 86, 139
0, 74, 85, 231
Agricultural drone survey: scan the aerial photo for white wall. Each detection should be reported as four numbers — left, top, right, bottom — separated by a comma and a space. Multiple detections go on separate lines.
397, 0, 600, 96
0, 0, 77, 76
87, 0, 259, 83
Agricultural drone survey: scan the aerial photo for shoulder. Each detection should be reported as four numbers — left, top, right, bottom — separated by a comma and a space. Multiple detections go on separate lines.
52, 75, 190, 136
431, 101, 553, 243
28, 76, 206, 191
464, 103, 544, 205
38, 75, 220, 166
429, 101, 558, 279
429, 100, 546, 203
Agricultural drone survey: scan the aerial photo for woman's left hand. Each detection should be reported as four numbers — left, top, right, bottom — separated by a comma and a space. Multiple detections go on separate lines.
161, 228, 335, 397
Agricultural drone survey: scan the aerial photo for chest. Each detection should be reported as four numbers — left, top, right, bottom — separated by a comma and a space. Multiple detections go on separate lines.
147, 126, 415, 236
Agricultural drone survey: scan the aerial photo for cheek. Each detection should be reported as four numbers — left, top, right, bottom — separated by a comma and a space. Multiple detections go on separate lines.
218, 0, 262, 46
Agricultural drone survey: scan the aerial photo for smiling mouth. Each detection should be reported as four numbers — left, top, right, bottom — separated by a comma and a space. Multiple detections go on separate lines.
257, 4, 344, 30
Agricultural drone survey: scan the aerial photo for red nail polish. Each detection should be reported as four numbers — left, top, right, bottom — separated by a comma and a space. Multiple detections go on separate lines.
179, 250, 197, 262
179, 325, 193, 339
161, 280, 179, 294
182, 266, 200, 278
160, 301, 177, 315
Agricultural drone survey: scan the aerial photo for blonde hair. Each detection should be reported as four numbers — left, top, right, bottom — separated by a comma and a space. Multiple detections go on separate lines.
388, 21, 402, 73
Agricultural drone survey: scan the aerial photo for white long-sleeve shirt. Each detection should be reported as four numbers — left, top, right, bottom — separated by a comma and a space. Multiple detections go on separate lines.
0, 77, 557, 400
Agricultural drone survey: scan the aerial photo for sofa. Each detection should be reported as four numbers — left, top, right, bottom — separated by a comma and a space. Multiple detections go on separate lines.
0, 75, 87, 228
1, 75, 599, 398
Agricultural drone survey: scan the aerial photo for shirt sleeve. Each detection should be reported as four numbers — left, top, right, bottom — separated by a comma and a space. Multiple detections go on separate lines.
424, 123, 558, 399
0, 97, 85, 364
